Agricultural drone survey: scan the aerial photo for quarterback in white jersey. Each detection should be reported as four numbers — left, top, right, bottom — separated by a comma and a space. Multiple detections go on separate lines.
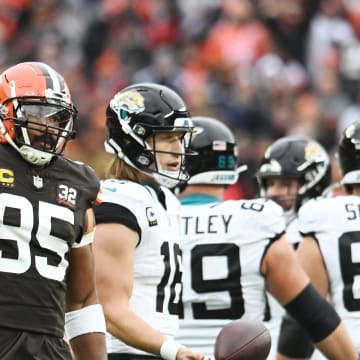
97, 179, 183, 354
93, 84, 204, 360
256, 136, 331, 359
175, 116, 358, 360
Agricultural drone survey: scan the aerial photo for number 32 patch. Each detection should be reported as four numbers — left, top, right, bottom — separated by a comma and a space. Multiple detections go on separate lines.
57, 184, 77, 209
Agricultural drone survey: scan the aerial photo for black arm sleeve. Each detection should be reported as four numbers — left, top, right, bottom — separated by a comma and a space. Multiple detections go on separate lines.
284, 283, 341, 343
277, 313, 315, 357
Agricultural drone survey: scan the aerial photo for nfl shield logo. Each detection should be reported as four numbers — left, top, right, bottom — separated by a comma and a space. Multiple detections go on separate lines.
146, 206, 158, 226
33, 175, 43, 189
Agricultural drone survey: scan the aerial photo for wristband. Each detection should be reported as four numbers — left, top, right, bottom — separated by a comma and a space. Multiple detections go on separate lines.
65, 304, 106, 340
160, 338, 183, 360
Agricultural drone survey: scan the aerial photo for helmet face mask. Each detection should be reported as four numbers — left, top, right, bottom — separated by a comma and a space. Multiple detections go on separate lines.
105, 83, 193, 188
257, 136, 331, 210
0, 62, 77, 166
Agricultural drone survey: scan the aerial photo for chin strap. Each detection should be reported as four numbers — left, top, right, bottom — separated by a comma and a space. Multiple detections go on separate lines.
18, 146, 54, 166
1, 125, 54, 166
153, 171, 181, 188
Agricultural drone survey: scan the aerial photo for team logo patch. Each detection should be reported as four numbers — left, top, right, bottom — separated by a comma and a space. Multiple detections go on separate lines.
146, 207, 158, 226
304, 142, 325, 160
57, 184, 77, 209
213, 140, 227, 151
110, 90, 145, 122
0, 168, 14, 188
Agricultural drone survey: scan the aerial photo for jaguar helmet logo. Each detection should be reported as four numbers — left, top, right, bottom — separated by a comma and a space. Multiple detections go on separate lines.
110, 90, 145, 122
304, 142, 326, 161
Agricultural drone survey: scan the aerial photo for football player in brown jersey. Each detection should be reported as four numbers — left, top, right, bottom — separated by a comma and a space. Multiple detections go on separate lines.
0, 61, 106, 359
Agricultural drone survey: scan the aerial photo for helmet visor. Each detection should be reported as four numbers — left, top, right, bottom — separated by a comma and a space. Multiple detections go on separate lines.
20, 104, 73, 128
14, 103, 74, 155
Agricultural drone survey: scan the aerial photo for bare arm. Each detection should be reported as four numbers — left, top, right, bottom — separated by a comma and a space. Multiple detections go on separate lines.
262, 235, 310, 304
94, 222, 166, 353
66, 208, 106, 360
297, 235, 329, 296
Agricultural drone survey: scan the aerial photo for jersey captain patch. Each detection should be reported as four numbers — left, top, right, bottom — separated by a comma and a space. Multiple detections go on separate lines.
0, 168, 14, 188
146, 206, 158, 226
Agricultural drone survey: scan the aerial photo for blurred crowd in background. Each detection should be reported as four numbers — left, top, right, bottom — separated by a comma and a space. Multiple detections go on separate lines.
2, 0, 360, 198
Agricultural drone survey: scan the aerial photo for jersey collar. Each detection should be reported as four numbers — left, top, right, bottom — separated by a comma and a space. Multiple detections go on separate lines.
180, 193, 220, 205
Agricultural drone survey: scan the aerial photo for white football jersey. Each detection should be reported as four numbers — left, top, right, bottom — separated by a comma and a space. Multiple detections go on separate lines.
298, 195, 360, 350
98, 179, 182, 355
175, 195, 285, 356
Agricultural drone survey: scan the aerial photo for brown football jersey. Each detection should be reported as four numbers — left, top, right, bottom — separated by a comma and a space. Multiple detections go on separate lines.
0, 144, 99, 337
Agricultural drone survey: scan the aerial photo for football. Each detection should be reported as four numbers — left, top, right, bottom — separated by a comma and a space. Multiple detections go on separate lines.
214, 320, 271, 360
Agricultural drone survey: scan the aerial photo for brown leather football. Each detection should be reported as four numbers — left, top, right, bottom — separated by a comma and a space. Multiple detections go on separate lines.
214, 320, 271, 360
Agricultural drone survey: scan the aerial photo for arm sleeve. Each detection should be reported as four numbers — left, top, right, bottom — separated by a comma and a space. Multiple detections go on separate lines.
283, 283, 341, 343
277, 313, 315, 358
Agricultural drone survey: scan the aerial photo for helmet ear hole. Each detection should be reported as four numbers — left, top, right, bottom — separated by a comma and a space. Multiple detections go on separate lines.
135, 151, 154, 168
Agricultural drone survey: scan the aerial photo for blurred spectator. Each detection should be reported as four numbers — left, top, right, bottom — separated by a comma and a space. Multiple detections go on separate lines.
344, 0, 360, 38
0, 0, 30, 48
306, 0, 357, 85
337, 93, 360, 143
176, 0, 220, 41
313, 67, 351, 149
268, 95, 294, 138
201, 0, 272, 73
253, 52, 308, 95
287, 92, 321, 140
132, 45, 183, 93
257, 0, 321, 65
251, 48, 308, 135
83, 0, 180, 80
176, 39, 213, 114
339, 40, 360, 102
208, 66, 272, 134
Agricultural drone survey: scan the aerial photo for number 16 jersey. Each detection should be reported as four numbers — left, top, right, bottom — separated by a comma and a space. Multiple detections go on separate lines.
95, 179, 183, 355
175, 194, 285, 355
